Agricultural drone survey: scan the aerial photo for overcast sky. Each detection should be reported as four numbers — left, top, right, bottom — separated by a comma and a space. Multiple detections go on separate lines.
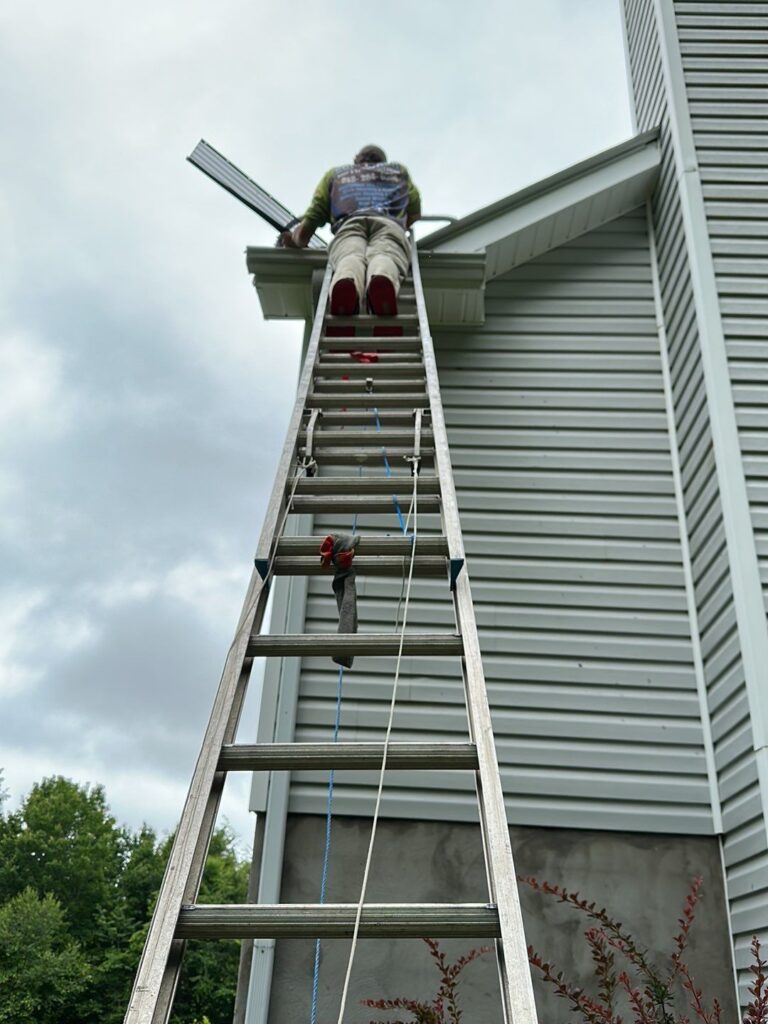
1, 0, 632, 854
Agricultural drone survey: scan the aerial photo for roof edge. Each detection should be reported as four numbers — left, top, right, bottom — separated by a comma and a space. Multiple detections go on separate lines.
417, 127, 661, 250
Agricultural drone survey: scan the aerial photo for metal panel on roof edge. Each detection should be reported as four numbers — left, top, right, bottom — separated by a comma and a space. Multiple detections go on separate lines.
420, 130, 661, 274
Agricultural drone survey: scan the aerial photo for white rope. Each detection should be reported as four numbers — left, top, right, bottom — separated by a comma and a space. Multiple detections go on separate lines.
335, 466, 420, 1024
393, 495, 415, 633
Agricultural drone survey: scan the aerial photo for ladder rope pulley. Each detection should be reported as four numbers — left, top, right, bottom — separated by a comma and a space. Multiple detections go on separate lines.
124, 238, 538, 1024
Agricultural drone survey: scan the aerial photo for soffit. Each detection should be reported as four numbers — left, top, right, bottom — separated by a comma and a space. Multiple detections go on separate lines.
418, 128, 661, 281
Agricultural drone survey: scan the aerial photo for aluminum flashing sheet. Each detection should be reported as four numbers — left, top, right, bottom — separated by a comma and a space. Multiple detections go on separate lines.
188, 139, 326, 248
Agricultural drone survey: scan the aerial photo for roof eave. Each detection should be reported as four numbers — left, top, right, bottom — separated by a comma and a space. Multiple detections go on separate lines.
418, 129, 661, 281
418, 127, 661, 253
245, 127, 661, 324
245, 248, 487, 325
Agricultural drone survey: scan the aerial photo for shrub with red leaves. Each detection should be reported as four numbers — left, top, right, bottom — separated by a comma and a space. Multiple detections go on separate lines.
363, 880, 767, 1023
361, 937, 490, 1024
744, 937, 768, 1024
520, 874, 760, 1024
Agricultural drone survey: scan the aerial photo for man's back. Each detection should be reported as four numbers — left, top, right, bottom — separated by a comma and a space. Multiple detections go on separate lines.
281, 145, 421, 321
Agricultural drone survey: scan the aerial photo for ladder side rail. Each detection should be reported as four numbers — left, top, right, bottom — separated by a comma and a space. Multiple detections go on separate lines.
454, 576, 538, 1024
411, 242, 538, 1024
125, 585, 269, 1023
153, 658, 253, 1021
253, 263, 333, 577
125, 261, 333, 1024
409, 242, 465, 584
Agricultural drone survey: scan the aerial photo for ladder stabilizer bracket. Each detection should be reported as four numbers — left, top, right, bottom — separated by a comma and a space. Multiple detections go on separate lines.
405, 407, 424, 476
449, 557, 465, 591
298, 408, 321, 476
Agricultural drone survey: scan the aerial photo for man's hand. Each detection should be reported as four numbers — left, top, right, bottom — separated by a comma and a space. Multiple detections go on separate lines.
279, 222, 314, 249
279, 228, 300, 248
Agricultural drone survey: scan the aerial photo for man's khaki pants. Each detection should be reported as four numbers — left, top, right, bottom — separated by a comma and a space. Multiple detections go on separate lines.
329, 216, 410, 305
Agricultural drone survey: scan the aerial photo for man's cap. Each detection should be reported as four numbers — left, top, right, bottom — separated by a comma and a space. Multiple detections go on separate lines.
354, 144, 387, 164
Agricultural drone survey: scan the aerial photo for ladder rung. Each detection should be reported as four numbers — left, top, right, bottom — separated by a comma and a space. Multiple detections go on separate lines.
290, 495, 440, 513
293, 475, 439, 494
247, 633, 463, 657
306, 444, 433, 456
296, 449, 433, 467
313, 379, 425, 393
321, 334, 421, 342
325, 314, 419, 326
319, 352, 422, 363
319, 337, 422, 352
315, 363, 424, 379
276, 536, 449, 556
176, 903, 499, 939
218, 741, 478, 771
300, 429, 433, 447
272, 555, 447, 577
306, 393, 428, 408
307, 410, 423, 426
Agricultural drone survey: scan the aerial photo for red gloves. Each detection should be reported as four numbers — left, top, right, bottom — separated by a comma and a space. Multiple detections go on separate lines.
319, 534, 358, 571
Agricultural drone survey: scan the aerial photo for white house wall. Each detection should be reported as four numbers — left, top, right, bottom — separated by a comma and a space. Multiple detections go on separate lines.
623, 0, 768, 994
286, 210, 713, 835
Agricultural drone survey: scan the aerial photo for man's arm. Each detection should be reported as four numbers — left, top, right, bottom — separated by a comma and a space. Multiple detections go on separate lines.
406, 201, 422, 228
280, 169, 334, 249
405, 170, 421, 228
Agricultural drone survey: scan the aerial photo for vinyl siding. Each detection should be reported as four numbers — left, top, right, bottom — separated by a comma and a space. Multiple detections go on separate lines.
288, 210, 712, 834
675, 0, 768, 989
624, 0, 768, 996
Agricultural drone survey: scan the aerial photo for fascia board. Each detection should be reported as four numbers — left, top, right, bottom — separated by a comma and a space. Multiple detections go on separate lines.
245, 247, 486, 324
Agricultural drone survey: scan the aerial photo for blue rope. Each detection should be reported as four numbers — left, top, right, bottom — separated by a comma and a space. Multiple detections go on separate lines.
309, 495, 361, 1024
309, 400, 408, 1020
374, 406, 407, 536
309, 663, 344, 1024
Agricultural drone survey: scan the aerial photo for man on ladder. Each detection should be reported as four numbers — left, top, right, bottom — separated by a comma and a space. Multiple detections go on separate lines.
279, 144, 421, 318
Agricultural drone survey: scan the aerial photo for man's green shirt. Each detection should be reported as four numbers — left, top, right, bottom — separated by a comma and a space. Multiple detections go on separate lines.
302, 164, 421, 232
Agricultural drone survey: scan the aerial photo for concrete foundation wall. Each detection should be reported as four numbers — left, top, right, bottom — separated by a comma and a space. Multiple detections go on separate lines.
266, 814, 737, 1022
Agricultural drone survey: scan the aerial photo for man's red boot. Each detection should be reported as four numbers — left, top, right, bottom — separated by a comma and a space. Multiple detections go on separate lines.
367, 275, 398, 317
330, 278, 359, 317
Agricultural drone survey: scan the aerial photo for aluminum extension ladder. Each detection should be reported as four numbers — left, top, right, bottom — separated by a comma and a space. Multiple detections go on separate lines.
124, 240, 537, 1024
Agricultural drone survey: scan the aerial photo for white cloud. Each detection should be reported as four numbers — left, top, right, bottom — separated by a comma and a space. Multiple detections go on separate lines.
164, 558, 247, 629
0, 331, 74, 441
83, 554, 246, 628
0, 588, 97, 697
0, 589, 47, 696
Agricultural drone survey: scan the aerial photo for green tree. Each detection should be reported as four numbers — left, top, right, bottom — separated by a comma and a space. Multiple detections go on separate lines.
0, 774, 249, 1024
0, 775, 126, 945
91, 825, 169, 1023
171, 827, 250, 1024
0, 887, 91, 1024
